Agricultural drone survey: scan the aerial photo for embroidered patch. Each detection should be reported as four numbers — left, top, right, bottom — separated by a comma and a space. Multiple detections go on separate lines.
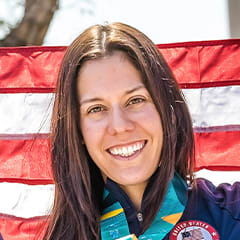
170, 220, 219, 240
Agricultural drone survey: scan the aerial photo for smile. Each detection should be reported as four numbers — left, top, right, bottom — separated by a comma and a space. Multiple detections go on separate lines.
107, 140, 146, 158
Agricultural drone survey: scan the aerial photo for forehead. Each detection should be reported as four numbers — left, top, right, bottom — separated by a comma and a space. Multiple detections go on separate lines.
77, 51, 145, 100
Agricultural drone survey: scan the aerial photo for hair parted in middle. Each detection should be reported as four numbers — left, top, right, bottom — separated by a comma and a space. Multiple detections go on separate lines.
44, 22, 195, 240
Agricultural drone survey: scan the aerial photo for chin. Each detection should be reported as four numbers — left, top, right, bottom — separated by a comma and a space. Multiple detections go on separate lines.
112, 175, 148, 186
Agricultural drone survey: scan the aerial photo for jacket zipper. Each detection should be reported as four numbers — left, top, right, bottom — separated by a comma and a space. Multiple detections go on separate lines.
137, 212, 143, 222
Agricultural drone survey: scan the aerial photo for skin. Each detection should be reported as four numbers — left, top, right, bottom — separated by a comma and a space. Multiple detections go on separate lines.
78, 51, 163, 210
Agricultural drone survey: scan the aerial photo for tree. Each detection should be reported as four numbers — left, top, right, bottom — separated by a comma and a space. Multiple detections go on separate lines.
0, 0, 59, 47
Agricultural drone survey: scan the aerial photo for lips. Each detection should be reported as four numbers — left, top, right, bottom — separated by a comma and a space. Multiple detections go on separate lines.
107, 140, 146, 158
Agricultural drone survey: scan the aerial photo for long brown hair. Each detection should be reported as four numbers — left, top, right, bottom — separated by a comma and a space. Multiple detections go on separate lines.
43, 22, 195, 239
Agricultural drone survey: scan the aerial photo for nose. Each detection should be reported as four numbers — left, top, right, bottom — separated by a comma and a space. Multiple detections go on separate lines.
107, 106, 135, 135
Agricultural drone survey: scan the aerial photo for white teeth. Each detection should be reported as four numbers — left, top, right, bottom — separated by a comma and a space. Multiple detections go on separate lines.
128, 146, 133, 153
113, 148, 118, 155
109, 142, 145, 157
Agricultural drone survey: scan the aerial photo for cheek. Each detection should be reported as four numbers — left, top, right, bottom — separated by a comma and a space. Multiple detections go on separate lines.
132, 105, 162, 132
81, 117, 103, 137
80, 118, 106, 154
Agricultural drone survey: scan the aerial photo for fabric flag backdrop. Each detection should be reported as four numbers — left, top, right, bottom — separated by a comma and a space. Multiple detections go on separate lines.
0, 39, 240, 239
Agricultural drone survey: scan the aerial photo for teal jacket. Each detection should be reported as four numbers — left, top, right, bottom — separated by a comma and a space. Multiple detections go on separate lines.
100, 173, 187, 240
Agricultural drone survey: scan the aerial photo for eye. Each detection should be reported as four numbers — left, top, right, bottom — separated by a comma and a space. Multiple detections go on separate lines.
127, 97, 145, 106
87, 105, 106, 114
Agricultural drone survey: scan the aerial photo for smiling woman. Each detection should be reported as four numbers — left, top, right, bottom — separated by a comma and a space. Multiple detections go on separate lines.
78, 51, 163, 210
43, 23, 240, 240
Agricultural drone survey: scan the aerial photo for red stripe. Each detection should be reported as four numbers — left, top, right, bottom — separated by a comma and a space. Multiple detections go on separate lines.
0, 139, 52, 181
0, 215, 48, 240
0, 49, 65, 91
0, 178, 53, 185
194, 131, 240, 171
1, 41, 240, 91
159, 42, 240, 85
179, 80, 240, 89
0, 131, 239, 182
0, 88, 55, 94
196, 166, 240, 171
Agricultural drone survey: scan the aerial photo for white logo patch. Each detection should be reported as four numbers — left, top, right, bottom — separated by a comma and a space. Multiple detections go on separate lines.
170, 220, 219, 240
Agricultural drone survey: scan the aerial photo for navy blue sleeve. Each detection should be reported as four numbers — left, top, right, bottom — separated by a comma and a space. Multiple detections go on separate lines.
162, 178, 240, 240
200, 179, 240, 221
178, 179, 240, 239
164, 179, 240, 240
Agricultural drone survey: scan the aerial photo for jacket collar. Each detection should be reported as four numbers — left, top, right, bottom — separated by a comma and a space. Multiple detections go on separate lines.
100, 172, 188, 239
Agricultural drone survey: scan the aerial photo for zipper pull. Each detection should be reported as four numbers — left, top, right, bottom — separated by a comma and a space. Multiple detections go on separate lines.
137, 212, 143, 222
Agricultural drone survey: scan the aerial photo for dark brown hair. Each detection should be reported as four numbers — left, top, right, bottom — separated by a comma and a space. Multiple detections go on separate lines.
43, 22, 195, 239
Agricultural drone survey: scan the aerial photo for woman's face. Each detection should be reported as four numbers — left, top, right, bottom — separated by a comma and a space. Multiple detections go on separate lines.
78, 51, 163, 188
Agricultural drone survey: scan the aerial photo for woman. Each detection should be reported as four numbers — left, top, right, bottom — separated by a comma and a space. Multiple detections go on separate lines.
43, 23, 240, 240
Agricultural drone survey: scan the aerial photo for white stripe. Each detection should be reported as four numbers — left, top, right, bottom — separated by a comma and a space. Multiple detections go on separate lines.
0, 93, 54, 134
0, 86, 240, 134
182, 85, 240, 128
0, 182, 54, 218
195, 169, 240, 186
0, 172, 239, 218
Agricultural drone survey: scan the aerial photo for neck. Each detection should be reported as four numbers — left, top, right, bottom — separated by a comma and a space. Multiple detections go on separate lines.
119, 181, 147, 211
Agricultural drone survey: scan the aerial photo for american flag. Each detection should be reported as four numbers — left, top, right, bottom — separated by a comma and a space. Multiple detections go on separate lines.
0, 40, 240, 239
181, 228, 204, 240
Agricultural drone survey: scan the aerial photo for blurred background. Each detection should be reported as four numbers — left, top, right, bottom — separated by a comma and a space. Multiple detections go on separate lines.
0, 0, 240, 47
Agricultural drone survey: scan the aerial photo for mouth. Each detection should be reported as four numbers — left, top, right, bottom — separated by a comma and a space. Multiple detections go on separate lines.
107, 140, 147, 160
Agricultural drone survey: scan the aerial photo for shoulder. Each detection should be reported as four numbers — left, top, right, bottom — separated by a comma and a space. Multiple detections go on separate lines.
195, 178, 240, 197
194, 178, 240, 219
166, 179, 240, 240
196, 178, 240, 193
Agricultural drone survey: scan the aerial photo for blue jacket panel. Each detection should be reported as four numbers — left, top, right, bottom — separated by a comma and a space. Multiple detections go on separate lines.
164, 179, 240, 239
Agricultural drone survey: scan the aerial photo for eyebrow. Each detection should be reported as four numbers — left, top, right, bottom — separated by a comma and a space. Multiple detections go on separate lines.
80, 85, 145, 106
